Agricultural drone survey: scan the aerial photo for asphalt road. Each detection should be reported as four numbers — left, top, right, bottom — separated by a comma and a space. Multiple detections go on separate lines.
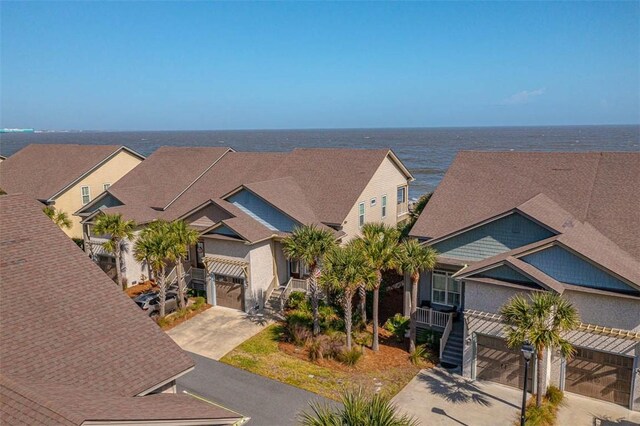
177, 352, 336, 426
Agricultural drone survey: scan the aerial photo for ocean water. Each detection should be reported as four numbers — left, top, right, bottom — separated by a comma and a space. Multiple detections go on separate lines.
1, 125, 638, 198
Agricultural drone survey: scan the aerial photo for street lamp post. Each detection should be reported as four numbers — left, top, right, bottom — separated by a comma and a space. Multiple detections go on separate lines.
520, 342, 535, 426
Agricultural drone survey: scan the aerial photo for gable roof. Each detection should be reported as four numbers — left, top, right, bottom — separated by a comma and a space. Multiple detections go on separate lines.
0, 144, 144, 201
410, 151, 640, 262
80, 147, 409, 231
0, 194, 241, 425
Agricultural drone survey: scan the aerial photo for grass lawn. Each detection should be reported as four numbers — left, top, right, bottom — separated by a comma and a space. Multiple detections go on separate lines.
220, 323, 431, 401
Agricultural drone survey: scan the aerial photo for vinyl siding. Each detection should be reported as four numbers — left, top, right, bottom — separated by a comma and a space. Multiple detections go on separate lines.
432, 213, 555, 261
227, 190, 298, 232
53, 150, 142, 238
341, 155, 411, 242
522, 245, 635, 293
477, 265, 536, 284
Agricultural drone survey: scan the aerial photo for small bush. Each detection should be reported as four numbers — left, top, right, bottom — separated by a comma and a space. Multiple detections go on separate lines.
384, 313, 410, 342
545, 386, 564, 406
524, 401, 555, 426
417, 328, 441, 350
319, 304, 342, 332
408, 344, 430, 366
337, 347, 362, 366
288, 324, 312, 346
286, 309, 313, 329
307, 337, 327, 361
353, 330, 373, 347
287, 291, 308, 311
191, 296, 205, 309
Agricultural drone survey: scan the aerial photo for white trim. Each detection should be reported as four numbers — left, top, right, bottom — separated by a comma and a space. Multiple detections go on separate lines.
136, 366, 194, 396
381, 194, 387, 219
103, 183, 111, 191
358, 202, 365, 228
431, 270, 461, 307
47, 146, 145, 202
81, 185, 91, 205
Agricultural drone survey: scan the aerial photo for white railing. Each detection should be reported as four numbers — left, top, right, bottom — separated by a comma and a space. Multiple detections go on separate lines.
439, 313, 454, 359
291, 278, 309, 292
415, 307, 450, 328
279, 277, 294, 312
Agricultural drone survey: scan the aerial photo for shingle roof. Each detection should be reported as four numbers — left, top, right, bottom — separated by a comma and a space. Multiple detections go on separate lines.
0, 194, 241, 425
83, 147, 407, 231
0, 144, 143, 201
410, 151, 640, 261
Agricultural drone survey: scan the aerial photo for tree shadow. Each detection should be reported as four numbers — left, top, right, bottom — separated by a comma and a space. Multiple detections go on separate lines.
417, 368, 520, 409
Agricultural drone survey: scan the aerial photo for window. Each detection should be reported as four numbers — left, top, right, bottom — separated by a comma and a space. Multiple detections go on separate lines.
381, 195, 387, 218
397, 186, 406, 204
289, 259, 300, 275
431, 270, 461, 307
358, 202, 365, 227
81, 186, 91, 205
370, 197, 377, 207
103, 183, 111, 191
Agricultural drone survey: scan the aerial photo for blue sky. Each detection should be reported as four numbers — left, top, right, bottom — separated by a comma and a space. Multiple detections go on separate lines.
1, 2, 638, 130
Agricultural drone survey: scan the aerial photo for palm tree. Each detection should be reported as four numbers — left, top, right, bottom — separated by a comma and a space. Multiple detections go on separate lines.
282, 224, 337, 336
134, 221, 178, 317
133, 222, 162, 282
43, 205, 72, 230
320, 243, 376, 350
93, 213, 136, 290
300, 388, 417, 426
399, 239, 438, 353
354, 223, 401, 352
500, 292, 580, 407
169, 220, 200, 309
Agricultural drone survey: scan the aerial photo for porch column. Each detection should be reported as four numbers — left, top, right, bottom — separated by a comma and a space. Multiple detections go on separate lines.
207, 272, 216, 306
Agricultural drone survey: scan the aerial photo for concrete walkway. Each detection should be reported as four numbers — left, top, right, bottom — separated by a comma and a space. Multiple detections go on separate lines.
167, 306, 271, 360
393, 368, 523, 425
393, 368, 640, 426
177, 352, 336, 426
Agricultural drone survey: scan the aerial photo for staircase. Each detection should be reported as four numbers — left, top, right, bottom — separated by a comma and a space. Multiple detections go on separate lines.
265, 286, 287, 315
440, 319, 464, 371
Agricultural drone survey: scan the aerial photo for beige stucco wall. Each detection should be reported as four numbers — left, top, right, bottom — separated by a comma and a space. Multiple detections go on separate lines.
87, 228, 146, 286
340, 155, 410, 242
53, 150, 142, 239
203, 237, 276, 311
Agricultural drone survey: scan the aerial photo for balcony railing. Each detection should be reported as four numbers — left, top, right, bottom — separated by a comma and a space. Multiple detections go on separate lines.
415, 307, 450, 328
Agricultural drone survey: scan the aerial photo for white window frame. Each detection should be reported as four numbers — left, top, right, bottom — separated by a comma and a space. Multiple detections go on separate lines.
381, 195, 387, 218
370, 197, 377, 207
431, 270, 461, 307
81, 186, 91, 205
103, 183, 111, 191
397, 186, 406, 205
358, 202, 365, 227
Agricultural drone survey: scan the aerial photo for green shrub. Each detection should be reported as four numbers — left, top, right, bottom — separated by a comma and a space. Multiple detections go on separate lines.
191, 296, 205, 310
337, 347, 362, 366
545, 386, 563, 406
288, 324, 312, 346
307, 337, 328, 361
287, 291, 308, 311
524, 402, 555, 426
353, 330, 373, 347
384, 313, 410, 342
408, 344, 430, 365
286, 309, 313, 328
416, 328, 441, 349
319, 304, 343, 332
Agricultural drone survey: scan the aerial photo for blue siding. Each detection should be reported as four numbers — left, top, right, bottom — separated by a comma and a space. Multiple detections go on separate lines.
477, 265, 535, 284
212, 225, 240, 237
522, 246, 634, 292
432, 213, 555, 261
227, 190, 299, 232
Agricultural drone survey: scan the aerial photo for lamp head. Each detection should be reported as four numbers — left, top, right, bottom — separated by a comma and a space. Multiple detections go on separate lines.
521, 342, 534, 361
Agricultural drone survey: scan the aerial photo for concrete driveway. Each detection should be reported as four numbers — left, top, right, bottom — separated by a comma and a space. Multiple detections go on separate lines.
393, 368, 640, 426
393, 368, 522, 425
167, 306, 271, 360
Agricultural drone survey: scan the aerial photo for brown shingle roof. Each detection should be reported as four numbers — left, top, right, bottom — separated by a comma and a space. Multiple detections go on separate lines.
410, 151, 640, 261
0, 194, 241, 425
84, 147, 406, 231
0, 144, 143, 201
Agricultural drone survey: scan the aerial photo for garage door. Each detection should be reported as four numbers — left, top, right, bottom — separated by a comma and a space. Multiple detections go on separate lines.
476, 335, 533, 391
565, 348, 632, 407
215, 280, 244, 310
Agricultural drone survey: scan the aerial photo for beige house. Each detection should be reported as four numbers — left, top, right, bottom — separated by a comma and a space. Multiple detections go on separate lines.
0, 144, 144, 238
408, 152, 640, 411
77, 146, 413, 309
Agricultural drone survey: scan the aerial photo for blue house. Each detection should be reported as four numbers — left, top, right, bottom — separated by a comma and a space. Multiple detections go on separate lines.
408, 151, 640, 411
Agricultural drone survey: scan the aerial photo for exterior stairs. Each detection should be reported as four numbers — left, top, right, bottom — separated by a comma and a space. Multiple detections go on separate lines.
440, 319, 464, 371
264, 286, 287, 315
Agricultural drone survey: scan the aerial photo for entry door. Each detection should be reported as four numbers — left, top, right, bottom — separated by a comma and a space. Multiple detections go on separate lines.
476, 335, 533, 391
565, 348, 633, 407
